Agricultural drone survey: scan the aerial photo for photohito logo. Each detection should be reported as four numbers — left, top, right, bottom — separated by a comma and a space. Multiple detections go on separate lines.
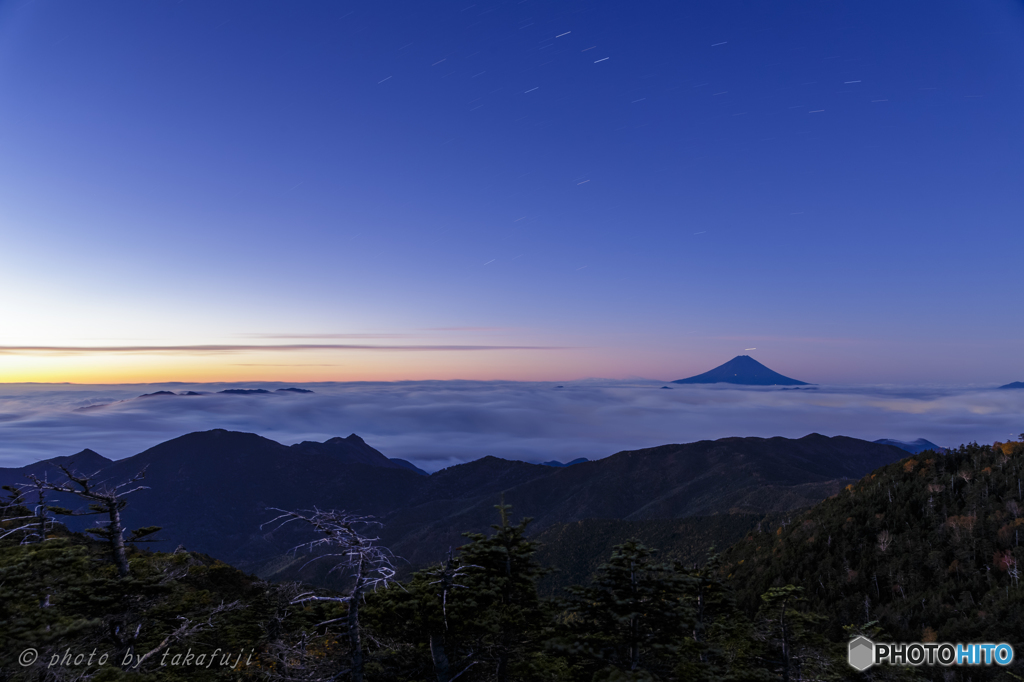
848, 636, 874, 671
848, 637, 1014, 670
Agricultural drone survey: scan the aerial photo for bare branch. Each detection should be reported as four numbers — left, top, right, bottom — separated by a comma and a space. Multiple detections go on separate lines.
292, 593, 352, 605
26, 466, 154, 578
262, 507, 400, 682
0, 518, 43, 542
425, 548, 480, 630
263, 508, 399, 588
134, 600, 243, 669
450, 660, 480, 681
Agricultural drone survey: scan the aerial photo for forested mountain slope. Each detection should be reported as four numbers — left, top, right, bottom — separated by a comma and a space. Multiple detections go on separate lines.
5, 439, 1022, 680
721, 439, 1024, 654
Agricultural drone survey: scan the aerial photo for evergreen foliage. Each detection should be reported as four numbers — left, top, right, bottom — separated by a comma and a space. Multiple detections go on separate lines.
722, 440, 1024, 680
553, 540, 693, 680
532, 514, 789, 596
3, 439, 1023, 681
453, 503, 554, 681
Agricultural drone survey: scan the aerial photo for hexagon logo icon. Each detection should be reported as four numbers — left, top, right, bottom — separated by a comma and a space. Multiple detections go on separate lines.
848, 636, 875, 671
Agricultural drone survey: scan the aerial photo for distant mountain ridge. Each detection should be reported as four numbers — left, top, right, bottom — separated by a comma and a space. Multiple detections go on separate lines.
389, 458, 428, 475
0, 430, 909, 576
672, 355, 808, 385
0, 448, 113, 487
872, 438, 945, 454
540, 458, 589, 467
999, 381, 1024, 389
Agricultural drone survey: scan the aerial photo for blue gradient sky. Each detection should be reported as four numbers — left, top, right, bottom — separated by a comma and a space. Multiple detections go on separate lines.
1, 0, 1023, 384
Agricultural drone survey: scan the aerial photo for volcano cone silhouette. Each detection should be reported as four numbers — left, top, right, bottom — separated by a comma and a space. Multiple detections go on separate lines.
672, 355, 808, 386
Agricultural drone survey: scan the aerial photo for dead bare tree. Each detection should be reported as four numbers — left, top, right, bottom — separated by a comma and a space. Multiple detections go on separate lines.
424, 549, 480, 682
876, 530, 893, 553
28, 465, 160, 578
0, 483, 56, 544
247, 580, 333, 681
261, 508, 398, 682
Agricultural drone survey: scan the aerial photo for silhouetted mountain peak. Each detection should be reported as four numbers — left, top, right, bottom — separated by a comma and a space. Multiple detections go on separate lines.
42, 448, 113, 475
132, 429, 281, 462
292, 433, 401, 469
873, 438, 945, 454
389, 458, 428, 475
435, 455, 540, 474
540, 458, 589, 467
322, 434, 369, 447
65, 448, 110, 466
999, 381, 1024, 389
0, 449, 115, 489
672, 355, 809, 386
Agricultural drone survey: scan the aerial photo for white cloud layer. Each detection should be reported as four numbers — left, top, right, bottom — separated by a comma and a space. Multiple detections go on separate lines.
1, 381, 1021, 471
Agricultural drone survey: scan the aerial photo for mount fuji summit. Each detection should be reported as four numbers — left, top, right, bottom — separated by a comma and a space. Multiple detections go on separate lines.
672, 355, 809, 386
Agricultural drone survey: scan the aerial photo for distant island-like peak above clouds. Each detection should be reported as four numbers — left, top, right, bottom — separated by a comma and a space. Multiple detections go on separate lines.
999, 381, 1024, 389
672, 355, 809, 386
872, 438, 946, 454
77, 387, 316, 411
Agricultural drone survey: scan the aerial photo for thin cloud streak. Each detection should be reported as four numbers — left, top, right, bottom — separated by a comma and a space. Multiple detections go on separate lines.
423, 327, 512, 332
0, 344, 569, 355
234, 333, 416, 339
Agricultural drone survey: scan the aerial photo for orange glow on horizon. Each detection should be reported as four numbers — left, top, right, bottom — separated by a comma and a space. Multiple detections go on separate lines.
0, 347, 618, 384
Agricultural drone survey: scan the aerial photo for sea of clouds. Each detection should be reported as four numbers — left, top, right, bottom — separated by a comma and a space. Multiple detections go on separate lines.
1, 381, 1021, 471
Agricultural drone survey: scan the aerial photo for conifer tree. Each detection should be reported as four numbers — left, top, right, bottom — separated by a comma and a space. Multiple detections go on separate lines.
753, 585, 841, 680
364, 549, 480, 681
557, 539, 693, 681
456, 503, 552, 682
673, 549, 761, 682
